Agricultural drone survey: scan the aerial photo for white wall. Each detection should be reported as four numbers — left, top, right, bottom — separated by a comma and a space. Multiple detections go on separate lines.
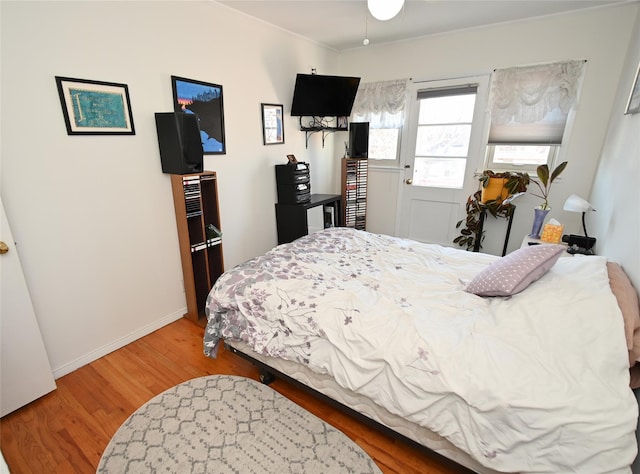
338, 3, 639, 255
591, 9, 640, 290
0, 0, 341, 377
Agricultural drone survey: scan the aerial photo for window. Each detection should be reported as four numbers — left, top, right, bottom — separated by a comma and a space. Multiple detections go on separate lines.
485, 60, 585, 172
368, 125, 400, 161
411, 86, 478, 188
486, 144, 558, 171
351, 79, 408, 164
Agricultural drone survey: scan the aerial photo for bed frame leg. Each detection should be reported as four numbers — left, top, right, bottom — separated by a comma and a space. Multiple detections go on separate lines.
259, 369, 275, 385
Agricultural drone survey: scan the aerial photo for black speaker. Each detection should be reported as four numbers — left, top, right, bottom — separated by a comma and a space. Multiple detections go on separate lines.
155, 112, 204, 174
349, 122, 369, 158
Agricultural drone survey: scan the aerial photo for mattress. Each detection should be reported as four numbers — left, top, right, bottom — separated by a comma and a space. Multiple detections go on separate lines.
205, 227, 638, 473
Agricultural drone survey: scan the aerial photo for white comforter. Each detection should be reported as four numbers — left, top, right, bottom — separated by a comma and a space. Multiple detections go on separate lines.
204, 228, 638, 473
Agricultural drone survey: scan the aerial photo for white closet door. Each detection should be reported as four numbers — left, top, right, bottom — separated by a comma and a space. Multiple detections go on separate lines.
1, 198, 56, 417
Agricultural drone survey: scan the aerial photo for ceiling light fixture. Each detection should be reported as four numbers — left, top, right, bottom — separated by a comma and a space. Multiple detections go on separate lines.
367, 0, 404, 21
363, 9, 369, 45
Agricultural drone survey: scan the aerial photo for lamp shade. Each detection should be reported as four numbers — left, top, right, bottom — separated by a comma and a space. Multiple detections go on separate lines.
563, 194, 595, 213
367, 0, 404, 21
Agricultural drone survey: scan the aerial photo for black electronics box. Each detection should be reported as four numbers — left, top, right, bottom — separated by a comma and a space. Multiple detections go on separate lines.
275, 163, 311, 204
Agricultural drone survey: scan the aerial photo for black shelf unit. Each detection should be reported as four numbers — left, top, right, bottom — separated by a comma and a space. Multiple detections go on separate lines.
275, 194, 342, 244
300, 127, 348, 148
298, 114, 348, 149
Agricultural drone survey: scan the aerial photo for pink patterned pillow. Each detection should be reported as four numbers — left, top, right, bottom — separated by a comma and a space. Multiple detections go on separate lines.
465, 245, 566, 297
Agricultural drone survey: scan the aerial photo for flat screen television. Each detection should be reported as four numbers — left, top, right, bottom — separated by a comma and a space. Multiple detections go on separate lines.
290, 74, 361, 117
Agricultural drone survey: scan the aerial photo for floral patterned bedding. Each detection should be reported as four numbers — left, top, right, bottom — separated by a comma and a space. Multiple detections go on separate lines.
204, 227, 637, 473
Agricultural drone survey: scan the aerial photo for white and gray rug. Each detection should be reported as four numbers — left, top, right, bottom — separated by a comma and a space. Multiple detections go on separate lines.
97, 375, 381, 473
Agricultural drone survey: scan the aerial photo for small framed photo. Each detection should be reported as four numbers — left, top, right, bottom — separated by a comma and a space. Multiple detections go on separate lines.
172, 75, 226, 154
337, 116, 348, 130
261, 103, 284, 145
624, 61, 640, 115
287, 154, 298, 164
55, 76, 135, 135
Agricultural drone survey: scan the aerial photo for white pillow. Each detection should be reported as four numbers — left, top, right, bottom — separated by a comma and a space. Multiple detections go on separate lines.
465, 244, 566, 297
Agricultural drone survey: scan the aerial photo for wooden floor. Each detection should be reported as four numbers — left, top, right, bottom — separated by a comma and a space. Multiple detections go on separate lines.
0, 318, 466, 474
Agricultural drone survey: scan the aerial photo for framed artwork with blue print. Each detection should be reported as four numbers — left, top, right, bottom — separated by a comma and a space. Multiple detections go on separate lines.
55, 76, 135, 135
171, 76, 226, 154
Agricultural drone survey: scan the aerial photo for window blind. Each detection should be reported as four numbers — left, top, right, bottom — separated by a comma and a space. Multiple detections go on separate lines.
488, 60, 585, 145
417, 84, 478, 100
352, 78, 409, 128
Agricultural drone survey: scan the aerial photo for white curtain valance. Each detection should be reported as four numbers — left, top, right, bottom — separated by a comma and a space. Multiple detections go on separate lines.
488, 60, 585, 144
352, 79, 409, 128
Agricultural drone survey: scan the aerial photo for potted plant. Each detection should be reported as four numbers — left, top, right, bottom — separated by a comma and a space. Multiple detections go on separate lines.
530, 162, 568, 210
454, 170, 530, 251
528, 161, 568, 238
478, 170, 531, 203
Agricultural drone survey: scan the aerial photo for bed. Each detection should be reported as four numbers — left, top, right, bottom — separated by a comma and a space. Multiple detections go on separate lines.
204, 227, 639, 473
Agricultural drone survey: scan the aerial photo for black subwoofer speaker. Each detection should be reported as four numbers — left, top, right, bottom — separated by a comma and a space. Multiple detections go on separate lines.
155, 112, 204, 174
349, 122, 369, 158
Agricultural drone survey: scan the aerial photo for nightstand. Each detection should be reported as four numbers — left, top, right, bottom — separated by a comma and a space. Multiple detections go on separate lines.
521, 236, 573, 257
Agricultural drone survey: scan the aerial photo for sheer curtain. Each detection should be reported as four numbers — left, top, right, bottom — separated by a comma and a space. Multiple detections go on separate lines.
488, 60, 586, 144
351, 78, 409, 128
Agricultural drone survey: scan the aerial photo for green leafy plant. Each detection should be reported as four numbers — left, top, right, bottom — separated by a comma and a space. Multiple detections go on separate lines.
454, 170, 530, 251
529, 161, 568, 210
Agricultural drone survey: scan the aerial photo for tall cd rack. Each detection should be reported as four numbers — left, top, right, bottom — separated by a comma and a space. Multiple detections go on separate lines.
341, 158, 367, 230
170, 171, 224, 325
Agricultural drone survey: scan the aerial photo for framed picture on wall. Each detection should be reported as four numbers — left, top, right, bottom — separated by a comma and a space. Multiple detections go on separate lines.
55, 76, 135, 135
261, 103, 284, 145
624, 61, 640, 115
171, 76, 226, 154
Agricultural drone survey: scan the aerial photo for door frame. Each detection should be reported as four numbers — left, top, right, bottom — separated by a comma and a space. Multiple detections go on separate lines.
394, 74, 491, 244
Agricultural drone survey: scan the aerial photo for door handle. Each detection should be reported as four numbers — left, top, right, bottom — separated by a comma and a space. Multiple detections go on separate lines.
0, 241, 8, 254
405, 178, 413, 185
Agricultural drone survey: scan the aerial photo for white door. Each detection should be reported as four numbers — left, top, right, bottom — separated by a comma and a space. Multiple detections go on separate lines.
396, 76, 489, 247
1, 198, 56, 417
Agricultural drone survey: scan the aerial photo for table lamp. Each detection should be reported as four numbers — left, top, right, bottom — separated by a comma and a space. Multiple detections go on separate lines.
562, 194, 596, 255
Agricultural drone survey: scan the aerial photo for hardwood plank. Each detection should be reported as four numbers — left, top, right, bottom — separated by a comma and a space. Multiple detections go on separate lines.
51, 382, 112, 467
0, 318, 464, 474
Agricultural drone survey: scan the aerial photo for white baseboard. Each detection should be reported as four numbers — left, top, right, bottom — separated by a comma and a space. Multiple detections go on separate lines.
52, 308, 186, 379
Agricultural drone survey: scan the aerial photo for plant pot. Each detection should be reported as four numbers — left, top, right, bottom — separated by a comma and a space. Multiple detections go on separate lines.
481, 177, 509, 203
529, 208, 550, 239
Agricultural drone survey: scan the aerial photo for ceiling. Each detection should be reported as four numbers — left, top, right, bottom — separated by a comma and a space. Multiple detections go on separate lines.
217, 0, 634, 51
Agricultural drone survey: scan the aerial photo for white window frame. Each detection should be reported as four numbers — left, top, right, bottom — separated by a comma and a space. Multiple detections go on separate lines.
485, 144, 559, 173
366, 126, 402, 165
410, 85, 479, 189
351, 79, 409, 168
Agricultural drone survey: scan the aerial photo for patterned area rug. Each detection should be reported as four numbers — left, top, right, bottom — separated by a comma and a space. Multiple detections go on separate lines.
97, 375, 381, 473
